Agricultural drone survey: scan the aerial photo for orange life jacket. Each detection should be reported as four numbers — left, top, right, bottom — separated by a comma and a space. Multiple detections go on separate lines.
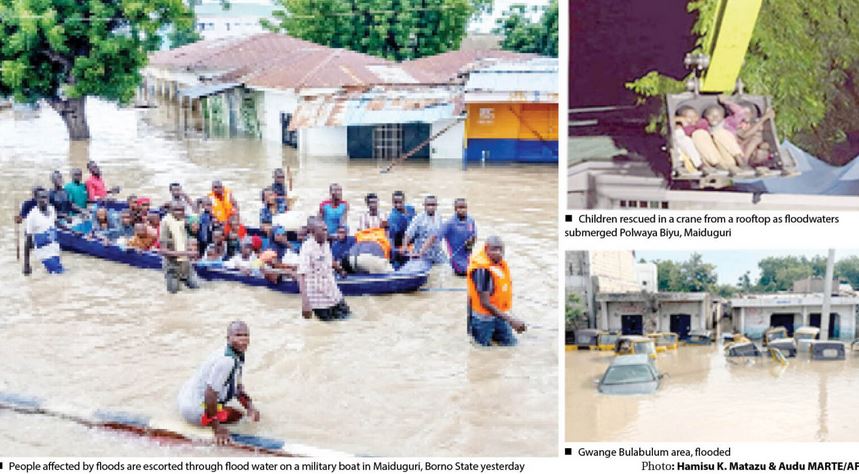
354, 227, 391, 260
209, 188, 235, 223
466, 243, 512, 315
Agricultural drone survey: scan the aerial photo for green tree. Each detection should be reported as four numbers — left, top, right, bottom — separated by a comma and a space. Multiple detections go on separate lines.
565, 292, 587, 331
834, 256, 859, 290
263, 0, 490, 61
737, 271, 752, 293
626, 0, 859, 162
0, 0, 194, 140
755, 256, 821, 292
654, 253, 718, 293
494, 0, 557, 57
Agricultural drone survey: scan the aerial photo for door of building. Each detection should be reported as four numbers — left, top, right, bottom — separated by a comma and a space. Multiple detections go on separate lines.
670, 314, 692, 340
809, 313, 839, 339
770, 313, 795, 336
621, 314, 643, 335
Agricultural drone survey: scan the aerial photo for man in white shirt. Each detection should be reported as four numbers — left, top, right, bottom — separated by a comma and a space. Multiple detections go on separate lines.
24, 189, 63, 274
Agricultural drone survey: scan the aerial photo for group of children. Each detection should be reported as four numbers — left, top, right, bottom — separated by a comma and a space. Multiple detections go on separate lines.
673, 94, 775, 176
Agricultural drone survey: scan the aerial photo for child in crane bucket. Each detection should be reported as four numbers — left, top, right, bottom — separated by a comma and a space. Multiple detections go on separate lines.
734, 101, 776, 168
674, 105, 740, 175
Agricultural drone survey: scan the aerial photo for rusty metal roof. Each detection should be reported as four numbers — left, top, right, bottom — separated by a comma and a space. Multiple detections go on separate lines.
400, 49, 539, 83
288, 86, 462, 130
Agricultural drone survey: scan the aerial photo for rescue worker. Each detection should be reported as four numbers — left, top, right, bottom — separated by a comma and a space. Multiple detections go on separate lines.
208, 180, 239, 224
466, 236, 526, 346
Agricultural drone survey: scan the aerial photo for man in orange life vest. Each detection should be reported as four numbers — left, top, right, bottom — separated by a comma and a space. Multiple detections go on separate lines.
466, 236, 527, 346
208, 180, 239, 224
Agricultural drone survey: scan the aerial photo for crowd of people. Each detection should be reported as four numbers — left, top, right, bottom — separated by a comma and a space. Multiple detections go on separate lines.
17, 160, 530, 443
672, 94, 775, 176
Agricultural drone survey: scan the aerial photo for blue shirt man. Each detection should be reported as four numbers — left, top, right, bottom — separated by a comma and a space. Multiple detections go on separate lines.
387, 191, 415, 249
438, 199, 477, 275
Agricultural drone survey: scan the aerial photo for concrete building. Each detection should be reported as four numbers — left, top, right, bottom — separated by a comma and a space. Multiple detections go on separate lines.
566, 251, 641, 328
636, 261, 658, 293
729, 293, 859, 341
194, 1, 275, 41
595, 292, 714, 339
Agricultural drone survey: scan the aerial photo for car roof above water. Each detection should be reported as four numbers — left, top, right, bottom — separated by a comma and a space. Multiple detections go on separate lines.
611, 354, 650, 366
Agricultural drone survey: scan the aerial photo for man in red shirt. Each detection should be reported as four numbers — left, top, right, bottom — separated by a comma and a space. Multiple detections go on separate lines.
85, 161, 119, 202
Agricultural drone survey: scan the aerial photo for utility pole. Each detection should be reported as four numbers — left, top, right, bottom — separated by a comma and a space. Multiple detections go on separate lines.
821, 249, 835, 341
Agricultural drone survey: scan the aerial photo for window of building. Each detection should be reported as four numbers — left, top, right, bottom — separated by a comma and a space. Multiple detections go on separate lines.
373, 124, 403, 160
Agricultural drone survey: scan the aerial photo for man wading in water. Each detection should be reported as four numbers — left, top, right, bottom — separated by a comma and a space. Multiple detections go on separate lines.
178, 321, 260, 445
159, 201, 200, 293
466, 236, 526, 346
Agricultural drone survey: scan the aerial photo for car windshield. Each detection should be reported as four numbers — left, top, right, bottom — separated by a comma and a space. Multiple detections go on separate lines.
577, 334, 594, 344
634, 342, 655, 354
795, 333, 816, 340
603, 365, 655, 385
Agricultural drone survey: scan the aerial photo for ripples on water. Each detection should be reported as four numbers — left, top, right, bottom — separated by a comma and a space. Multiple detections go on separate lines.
0, 100, 558, 456
566, 345, 859, 442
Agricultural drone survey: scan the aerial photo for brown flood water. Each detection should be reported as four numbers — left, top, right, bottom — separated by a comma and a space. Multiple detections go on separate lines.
566, 345, 859, 442
0, 99, 558, 456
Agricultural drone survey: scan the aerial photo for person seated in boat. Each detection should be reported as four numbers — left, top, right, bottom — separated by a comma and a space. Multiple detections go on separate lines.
209, 180, 239, 224
197, 197, 216, 255
135, 197, 152, 224
225, 239, 262, 277
259, 187, 286, 227
85, 161, 120, 203
63, 168, 88, 215
165, 182, 196, 216
224, 213, 247, 241
298, 219, 351, 321
90, 207, 118, 243
319, 183, 348, 235
341, 227, 394, 274
48, 170, 79, 220
290, 225, 308, 254
330, 225, 355, 263
146, 212, 161, 249
403, 195, 446, 265
117, 210, 135, 240
24, 189, 64, 274
207, 228, 229, 260
160, 201, 201, 293
177, 320, 260, 445
357, 193, 385, 231
199, 244, 225, 268
128, 223, 157, 251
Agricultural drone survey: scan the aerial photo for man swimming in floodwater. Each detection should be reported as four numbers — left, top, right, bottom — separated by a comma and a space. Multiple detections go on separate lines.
178, 321, 260, 445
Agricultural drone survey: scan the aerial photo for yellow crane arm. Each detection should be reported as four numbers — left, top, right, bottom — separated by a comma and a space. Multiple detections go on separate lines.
699, 0, 763, 93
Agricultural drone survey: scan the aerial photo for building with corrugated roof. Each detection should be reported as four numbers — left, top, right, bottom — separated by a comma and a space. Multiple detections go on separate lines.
142, 33, 557, 163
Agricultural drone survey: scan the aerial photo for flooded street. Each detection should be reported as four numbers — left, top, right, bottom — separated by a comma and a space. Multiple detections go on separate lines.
0, 100, 558, 456
566, 345, 859, 442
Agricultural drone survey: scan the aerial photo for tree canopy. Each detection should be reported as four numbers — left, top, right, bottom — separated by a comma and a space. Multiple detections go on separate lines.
0, 0, 194, 139
262, 0, 491, 61
654, 253, 719, 293
626, 0, 859, 163
493, 0, 557, 57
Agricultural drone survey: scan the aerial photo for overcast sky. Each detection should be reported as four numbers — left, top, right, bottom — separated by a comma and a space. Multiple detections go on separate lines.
635, 250, 859, 286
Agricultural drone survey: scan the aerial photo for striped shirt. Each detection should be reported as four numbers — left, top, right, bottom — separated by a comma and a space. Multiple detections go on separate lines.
298, 237, 343, 309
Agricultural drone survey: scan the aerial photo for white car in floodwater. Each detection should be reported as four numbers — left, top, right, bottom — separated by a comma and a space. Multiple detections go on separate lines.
597, 355, 662, 395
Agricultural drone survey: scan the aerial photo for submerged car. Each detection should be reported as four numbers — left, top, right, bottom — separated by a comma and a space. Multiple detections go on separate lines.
725, 341, 761, 357
809, 341, 846, 361
767, 338, 797, 358
686, 330, 713, 345
597, 355, 662, 395
614, 336, 658, 359
574, 329, 602, 350
763, 326, 789, 346
794, 326, 820, 352
647, 332, 679, 352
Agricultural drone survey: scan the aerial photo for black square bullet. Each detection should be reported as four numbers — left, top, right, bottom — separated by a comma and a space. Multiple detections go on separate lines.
565, 215, 572, 222
564, 447, 572, 455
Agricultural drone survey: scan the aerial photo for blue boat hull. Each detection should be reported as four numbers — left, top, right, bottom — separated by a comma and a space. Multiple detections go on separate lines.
57, 230, 430, 296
